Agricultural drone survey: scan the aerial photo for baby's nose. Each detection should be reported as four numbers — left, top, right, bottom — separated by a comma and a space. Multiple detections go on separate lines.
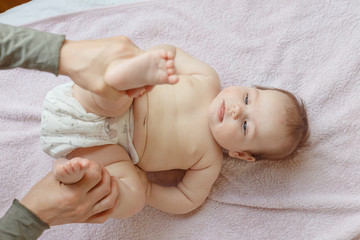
231, 103, 242, 119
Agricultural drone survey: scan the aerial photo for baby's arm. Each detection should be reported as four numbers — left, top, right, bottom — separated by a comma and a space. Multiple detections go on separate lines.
67, 145, 145, 219
144, 156, 222, 214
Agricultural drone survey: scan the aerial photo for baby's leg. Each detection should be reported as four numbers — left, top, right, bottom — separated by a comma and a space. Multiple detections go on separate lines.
53, 158, 90, 184
68, 144, 146, 219
106, 161, 146, 219
105, 49, 178, 91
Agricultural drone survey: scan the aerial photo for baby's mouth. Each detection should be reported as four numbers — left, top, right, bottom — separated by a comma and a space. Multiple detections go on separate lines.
218, 100, 225, 122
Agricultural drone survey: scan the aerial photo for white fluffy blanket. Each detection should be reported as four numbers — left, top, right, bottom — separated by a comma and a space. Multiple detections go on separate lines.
1, 0, 360, 239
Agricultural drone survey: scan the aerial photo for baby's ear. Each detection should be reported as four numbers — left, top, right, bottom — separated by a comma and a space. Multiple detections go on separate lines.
228, 151, 256, 162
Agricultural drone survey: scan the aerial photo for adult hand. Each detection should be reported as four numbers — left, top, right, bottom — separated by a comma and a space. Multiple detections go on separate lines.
58, 36, 142, 102
20, 158, 119, 226
58, 36, 178, 101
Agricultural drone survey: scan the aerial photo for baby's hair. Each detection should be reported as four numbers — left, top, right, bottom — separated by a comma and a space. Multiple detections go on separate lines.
252, 86, 310, 161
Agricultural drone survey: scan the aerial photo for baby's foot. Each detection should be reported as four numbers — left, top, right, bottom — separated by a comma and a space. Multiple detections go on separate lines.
105, 50, 178, 90
54, 158, 90, 184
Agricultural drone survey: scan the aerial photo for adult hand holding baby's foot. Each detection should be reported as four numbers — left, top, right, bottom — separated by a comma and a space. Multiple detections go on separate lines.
53, 157, 90, 184
105, 48, 178, 97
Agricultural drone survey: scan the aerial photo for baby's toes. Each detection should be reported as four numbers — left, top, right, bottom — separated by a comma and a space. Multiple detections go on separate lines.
166, 60, 174, 69
63, 163, 74, 174
71, 161, 82, 173
158, 50, 167, 59
167, 68, 175, 75
157, 57, 168, 73
157, 69, 169, 83
54, 165, 66, 177
166, 50, 175, 60
168, 75, 179, 84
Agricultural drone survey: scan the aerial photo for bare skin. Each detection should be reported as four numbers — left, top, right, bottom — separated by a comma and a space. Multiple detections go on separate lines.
23, 158, 119, 225
61, 44, 223, 218
105, 49, 179, 95
54, 49, 178, 185
53, 158, 90, 184
72, 49, 178, 118
53, 40, 296, 218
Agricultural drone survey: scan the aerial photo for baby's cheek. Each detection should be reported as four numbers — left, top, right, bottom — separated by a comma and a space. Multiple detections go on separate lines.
223, 130, 241, 149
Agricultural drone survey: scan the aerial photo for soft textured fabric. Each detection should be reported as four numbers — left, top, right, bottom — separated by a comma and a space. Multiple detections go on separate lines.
0, 199, 49, 240
41, 82, 139, 163
0, 0, 360, 239
0, 23, 65, 75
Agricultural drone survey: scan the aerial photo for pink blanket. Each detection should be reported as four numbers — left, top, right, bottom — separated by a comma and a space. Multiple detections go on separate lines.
1, 0, 360, 239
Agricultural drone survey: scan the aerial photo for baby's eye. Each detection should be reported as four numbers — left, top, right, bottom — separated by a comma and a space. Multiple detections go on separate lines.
243, 121, 248, 135
244, 94, 249, 105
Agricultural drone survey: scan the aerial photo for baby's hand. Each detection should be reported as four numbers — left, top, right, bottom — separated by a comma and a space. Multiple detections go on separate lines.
125, 85, 154, 98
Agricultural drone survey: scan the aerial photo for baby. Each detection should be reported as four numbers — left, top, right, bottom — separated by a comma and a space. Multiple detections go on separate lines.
41, 40, 309, 218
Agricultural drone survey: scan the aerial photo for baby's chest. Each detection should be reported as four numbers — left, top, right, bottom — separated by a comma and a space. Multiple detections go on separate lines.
140, 123, 209, 171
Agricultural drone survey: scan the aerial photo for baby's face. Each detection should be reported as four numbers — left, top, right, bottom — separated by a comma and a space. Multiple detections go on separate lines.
208, 86, 291, 159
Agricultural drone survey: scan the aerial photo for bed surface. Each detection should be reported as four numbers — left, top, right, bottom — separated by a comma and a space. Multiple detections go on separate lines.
1, 0, 360, 239
0, 0, 149, 26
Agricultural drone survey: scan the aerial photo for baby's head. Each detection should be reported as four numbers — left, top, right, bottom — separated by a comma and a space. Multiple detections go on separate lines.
208, 85, 309, 161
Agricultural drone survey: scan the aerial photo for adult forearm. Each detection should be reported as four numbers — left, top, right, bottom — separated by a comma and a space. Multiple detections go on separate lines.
0, 200, 49, 240
0, 23, 65, 74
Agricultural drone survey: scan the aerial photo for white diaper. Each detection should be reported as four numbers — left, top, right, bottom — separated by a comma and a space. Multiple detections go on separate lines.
41, 82, 139, 164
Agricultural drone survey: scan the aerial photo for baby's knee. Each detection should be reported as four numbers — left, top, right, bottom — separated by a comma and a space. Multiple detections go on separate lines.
111, 188, 145, 219
131, 190, 146, 215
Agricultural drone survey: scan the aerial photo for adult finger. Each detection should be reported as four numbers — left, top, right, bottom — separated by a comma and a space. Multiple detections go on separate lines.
85, 177, 120, 223
72, 158, 103, 192
84, 205, 116, 224
86, 168, 112, 204
90, 176, 119, 216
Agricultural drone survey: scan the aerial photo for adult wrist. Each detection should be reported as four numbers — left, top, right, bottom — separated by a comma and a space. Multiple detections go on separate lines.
20, 195, 55, 226
14, 199, 50, 228
58, 39, 76, 77
0, 200, 49, 240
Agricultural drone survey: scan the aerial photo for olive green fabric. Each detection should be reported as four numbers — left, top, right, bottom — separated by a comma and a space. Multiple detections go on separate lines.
0, 23, 64, 239
0, 23, 65, 75
0, 199, 49, 240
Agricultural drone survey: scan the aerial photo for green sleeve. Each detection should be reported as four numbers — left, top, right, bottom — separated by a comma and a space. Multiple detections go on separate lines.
0, 199, 50, 240
0, 23, 65, 75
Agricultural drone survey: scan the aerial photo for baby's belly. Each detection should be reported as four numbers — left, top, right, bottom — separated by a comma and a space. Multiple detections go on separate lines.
137, 117, 206, 171
137, 144, 197, 171
132, 95, 186, 170
132, 86, 210, 171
